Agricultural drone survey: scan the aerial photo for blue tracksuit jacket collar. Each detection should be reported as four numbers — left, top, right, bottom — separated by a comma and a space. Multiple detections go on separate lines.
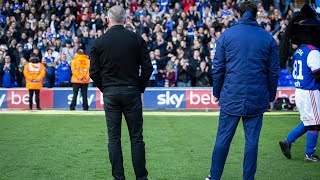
238, 11, 259, 27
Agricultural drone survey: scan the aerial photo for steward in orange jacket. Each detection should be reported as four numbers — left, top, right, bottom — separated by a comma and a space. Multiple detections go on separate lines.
23, 55, 46, 110
70, 49, 90, 111
71, 52, 90, 84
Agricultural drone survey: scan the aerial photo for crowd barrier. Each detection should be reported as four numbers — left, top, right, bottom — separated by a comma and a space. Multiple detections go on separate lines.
0, 87, 295, 110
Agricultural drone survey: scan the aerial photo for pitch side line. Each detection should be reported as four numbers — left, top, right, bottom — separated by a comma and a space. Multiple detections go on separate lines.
0, 110, 299, 116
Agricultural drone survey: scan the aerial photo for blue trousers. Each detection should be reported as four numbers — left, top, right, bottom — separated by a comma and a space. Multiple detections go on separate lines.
210, 110, 263, 180
287, 122, 318, 156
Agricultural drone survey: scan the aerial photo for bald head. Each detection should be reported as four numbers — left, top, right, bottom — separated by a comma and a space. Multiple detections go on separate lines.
107, 5, 125, 24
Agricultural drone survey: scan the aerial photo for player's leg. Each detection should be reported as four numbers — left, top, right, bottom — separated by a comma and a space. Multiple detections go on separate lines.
210, 110, 240, 180
279, 122, 307, 159
103, 87, 125, 180
305, 89, 320, 162
122, 86, 148, 180
242, 114, 263, 180
286, 122, 307, 144
305, 130, 319, 162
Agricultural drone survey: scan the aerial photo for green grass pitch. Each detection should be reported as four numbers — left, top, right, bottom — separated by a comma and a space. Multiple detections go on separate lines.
0, 111, 319, 180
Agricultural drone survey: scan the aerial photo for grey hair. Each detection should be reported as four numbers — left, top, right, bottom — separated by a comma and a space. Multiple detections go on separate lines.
107, 5, 126, 24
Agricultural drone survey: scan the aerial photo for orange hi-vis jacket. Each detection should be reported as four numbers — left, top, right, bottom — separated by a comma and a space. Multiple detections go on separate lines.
71, 54, 90, 84
23, 62, 46, 90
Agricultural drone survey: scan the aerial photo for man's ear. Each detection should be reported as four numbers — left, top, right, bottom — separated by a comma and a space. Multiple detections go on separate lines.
237, 13, 241, 19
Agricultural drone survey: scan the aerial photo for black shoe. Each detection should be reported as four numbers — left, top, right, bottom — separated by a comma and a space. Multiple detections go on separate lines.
83, 108, 89, 111
37, 107, 42, 110
305, 154, 320, 162
279, 138, 292, 159
29, 107, 32, 110
70, 107, 75, 111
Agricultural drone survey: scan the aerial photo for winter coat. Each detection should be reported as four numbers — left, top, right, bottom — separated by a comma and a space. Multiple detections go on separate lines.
212, 12, 280, 116
24, 59, 46, 90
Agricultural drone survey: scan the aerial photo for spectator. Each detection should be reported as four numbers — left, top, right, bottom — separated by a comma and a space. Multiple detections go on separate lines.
162, 64, 176, 87
282, 0, 294, 17
148, 51, 159, 87
195, 60, 210, 86
154, 48, 166, 86
0, 50, 5, 65
177, 55, 192, 87
0, 0, 299, 88
221, 4, 232, 18
146, 2, 166, 22
42, 49, 57, 88
72, 36, 81, 52
135, 15, 149, 35
182, 0, 195, 12
135, 5, 147, 20
158, 0, 171, 12
82, 30, 95, 56
55, 54, 72, 87
189, 49, 202, 86
0, 55, 16, 87
61, 40, 75, 63
17, 57, 27, 87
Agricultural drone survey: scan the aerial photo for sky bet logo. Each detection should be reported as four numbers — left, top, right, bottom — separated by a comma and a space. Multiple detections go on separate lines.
145, 89, 220, 109
157, 91, 184, 108
143, 90, 186, 109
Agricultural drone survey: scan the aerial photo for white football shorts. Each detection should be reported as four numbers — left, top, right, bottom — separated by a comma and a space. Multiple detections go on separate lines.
295, 88, 320, 126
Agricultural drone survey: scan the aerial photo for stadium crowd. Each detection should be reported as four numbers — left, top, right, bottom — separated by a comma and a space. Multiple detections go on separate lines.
0, 0, 309, 88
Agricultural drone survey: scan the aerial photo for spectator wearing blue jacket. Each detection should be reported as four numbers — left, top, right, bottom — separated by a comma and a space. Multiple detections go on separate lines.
82, 30, 95, 56
0, 12, 6, 28
55, 54, 71, 87
208, 2, 279, 180
0, 55, 16, 88
158, 0, 171, 13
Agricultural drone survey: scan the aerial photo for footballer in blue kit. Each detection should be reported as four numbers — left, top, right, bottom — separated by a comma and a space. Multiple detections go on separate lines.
279, 4, 320, 162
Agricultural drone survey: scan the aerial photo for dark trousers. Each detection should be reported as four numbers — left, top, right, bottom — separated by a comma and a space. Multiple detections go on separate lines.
103, 86, 148, 180
70, 83, 89, 109
210, 110, 263, 180
29, 89, 40, 109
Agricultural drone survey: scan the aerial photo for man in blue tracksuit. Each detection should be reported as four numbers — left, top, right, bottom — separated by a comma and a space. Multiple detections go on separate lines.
208, 1, 280, 180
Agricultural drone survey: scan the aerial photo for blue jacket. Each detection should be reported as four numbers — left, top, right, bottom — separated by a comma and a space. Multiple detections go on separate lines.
82, 37, 95, 56
212, 12, 280, 116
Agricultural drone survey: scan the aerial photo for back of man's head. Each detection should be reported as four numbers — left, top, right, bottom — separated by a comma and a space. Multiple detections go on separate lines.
77, 49, 84, 54
107, 5, 125, 24
239, 1, 257, 18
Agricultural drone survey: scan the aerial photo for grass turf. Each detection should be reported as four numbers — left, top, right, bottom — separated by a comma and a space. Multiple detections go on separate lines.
0, 111, 319, 180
